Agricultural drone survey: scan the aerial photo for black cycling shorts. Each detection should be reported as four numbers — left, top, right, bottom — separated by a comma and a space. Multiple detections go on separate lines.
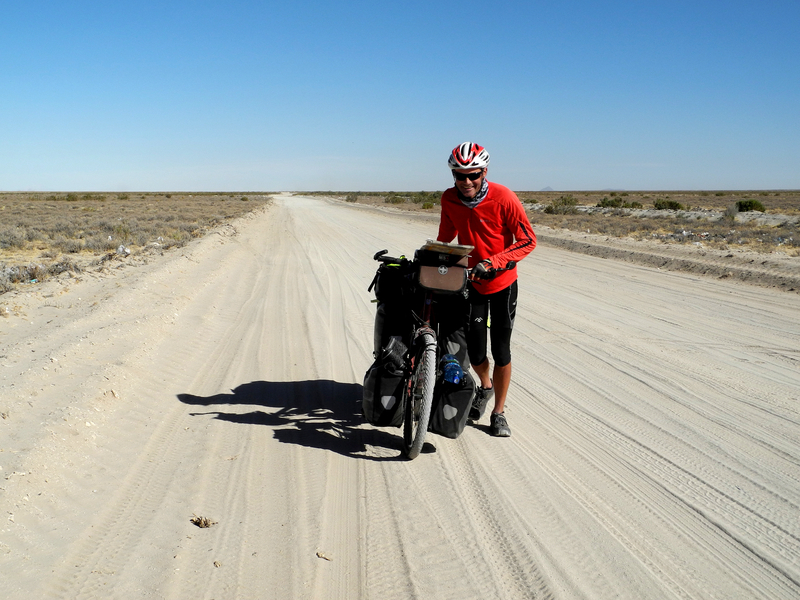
467, 280, 518, 367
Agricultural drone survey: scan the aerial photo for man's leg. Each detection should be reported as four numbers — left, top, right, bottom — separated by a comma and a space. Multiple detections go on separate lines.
471, 358, 509, 408
467, 286, 490, 388
492, 362, 511, 414
472, 357, 492, 389
486, 282, 516, 437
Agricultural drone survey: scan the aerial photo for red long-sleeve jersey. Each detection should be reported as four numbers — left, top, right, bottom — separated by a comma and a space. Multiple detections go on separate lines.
437, 181, 536, 295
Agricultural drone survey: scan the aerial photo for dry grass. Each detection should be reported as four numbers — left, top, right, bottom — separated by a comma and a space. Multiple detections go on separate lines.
1, 192, 272, 292
515, 190, 800, 214
4, 189, 797, 294
521, 191, 800, 256
529, 210, 799, 255
324, 189, 800, 257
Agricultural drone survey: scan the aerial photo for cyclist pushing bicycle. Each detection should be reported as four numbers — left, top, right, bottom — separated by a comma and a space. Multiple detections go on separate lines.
437, 142, 536, 437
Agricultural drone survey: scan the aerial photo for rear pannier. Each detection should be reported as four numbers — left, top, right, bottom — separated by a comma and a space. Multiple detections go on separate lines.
363, 260, 416, 427
362, 353, 406, 428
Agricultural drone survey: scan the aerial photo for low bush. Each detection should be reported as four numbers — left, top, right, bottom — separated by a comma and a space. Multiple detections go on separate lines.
544, 195, 579, 214
597, 197, 622, 208
653, 199, 684, 211
597, 197, 644, 209
736, 199, 766, 212
409, 191, 441, 205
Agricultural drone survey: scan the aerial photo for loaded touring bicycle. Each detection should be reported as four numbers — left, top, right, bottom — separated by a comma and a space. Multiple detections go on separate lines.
362, 240, 477, 459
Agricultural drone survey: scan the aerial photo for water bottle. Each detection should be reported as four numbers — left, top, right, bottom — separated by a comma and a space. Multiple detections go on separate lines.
440, 354, 463, 385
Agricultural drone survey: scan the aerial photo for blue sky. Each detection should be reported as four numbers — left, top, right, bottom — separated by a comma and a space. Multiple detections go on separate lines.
2, 1, 798, 192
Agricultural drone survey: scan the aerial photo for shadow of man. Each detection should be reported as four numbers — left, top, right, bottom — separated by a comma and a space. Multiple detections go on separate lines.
178, 380, 404, 461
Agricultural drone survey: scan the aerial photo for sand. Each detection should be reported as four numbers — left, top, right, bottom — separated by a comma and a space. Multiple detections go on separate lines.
1, 194, 799, 599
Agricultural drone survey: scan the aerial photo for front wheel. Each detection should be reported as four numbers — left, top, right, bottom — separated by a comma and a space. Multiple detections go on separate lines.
403, 330, 436, 459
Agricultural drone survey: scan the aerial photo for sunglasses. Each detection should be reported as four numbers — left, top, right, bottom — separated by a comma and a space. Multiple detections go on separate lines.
453, 170, 484, 181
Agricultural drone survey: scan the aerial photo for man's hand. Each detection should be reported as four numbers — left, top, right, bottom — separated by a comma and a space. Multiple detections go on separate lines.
471, 260, 496, 280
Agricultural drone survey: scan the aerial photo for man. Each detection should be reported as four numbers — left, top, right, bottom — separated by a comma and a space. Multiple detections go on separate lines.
436, 142, 536, 437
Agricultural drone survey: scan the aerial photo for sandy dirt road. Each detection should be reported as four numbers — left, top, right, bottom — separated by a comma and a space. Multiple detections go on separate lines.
1, 195, 800, 599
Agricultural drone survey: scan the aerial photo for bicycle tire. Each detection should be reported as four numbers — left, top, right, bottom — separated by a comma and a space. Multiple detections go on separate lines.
403, 330, 436, 459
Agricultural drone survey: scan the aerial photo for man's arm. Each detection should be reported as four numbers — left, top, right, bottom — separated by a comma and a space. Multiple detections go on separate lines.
436, 195, 457, 243
487, 197, 536, 269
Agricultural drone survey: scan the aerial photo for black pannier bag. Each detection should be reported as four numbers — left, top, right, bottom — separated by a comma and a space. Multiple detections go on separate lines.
362, 357, 406, 428
429, 370, 476, 438
363, 259, 416, 427
432, 291, 470, 366
368, 260, 417, 355
428, 289, 474, 438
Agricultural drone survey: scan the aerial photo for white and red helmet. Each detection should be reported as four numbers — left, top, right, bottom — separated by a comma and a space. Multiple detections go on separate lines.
448, 142, 490, 170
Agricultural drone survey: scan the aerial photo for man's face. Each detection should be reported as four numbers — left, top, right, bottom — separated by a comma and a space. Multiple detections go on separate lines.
453, 168, 485, 199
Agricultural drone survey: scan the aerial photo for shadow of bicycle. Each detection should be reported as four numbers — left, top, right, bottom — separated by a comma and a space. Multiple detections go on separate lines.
177, 379, 406, 461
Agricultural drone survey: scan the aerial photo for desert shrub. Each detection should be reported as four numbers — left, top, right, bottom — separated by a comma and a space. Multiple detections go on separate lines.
597, 196, 642, 209
241, 196, 249, 201
653, 199, 684, 211
55, 238, 84, 253
345, 193, 358, 203
422, 202, 435, 210
49, 259, 81, 276
113, 222, 132, 241
409, 191, 440, 205
544, 195, 579, 214
0, 227, 28, 249
736, 199, 766, 212
597, 197, 622, 208
384, 194, 406, 204
117, 193, 129, 200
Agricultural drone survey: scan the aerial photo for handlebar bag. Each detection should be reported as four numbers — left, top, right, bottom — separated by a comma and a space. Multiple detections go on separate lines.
414, 249, 468, 294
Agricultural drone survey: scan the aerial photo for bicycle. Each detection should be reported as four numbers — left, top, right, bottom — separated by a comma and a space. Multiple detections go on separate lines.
371, 241, 516, 459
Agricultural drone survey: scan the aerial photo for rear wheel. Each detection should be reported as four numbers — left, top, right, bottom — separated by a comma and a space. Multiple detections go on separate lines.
403, 330, 436, 459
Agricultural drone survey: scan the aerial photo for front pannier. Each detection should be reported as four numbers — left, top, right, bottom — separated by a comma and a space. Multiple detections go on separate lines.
429, 371, 476, 438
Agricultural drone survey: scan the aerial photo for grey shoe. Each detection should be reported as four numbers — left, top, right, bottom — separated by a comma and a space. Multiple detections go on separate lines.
490, 412, 511, 437
469, 383, 494, 421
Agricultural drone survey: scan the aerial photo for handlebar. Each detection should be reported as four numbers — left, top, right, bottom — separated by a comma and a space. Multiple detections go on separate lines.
373, 249, 407, 265
373, 249, 516, 279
